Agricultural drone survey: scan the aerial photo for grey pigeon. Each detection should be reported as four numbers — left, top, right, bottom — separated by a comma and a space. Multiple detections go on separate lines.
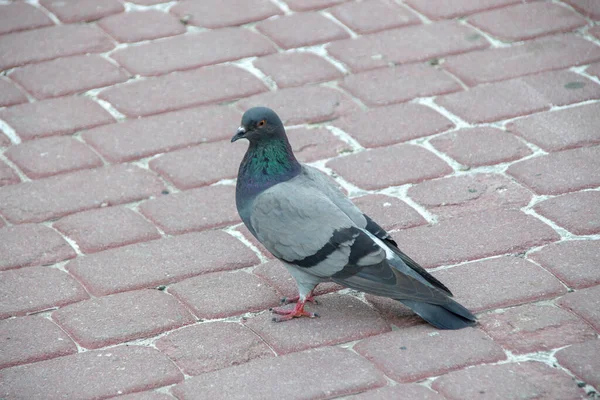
232, 107, 476, 329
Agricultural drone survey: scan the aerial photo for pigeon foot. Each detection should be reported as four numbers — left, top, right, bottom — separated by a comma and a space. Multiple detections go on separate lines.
271, 300, 319, 322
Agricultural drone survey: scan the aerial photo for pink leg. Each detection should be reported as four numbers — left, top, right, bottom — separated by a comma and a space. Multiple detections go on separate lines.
271, 299, 319, 322
281, 290, 317, 305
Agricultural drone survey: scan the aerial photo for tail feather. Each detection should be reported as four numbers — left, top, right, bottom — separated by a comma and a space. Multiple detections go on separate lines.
400, 299, 477, 330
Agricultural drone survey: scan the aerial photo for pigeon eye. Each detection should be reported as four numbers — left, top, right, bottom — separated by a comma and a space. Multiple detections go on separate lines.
257, 120, 266, 128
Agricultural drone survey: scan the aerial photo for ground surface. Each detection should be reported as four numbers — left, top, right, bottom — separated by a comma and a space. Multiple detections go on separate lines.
0, 0, 599, 399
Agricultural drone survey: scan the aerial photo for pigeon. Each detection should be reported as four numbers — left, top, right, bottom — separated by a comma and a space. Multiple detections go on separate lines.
232, 107, 476, 329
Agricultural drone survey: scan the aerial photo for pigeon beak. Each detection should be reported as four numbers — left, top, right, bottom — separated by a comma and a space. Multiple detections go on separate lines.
231, 126, 246, 142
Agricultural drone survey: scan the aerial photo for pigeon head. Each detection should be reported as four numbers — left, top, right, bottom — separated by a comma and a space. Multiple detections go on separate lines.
231, 107, 286, 143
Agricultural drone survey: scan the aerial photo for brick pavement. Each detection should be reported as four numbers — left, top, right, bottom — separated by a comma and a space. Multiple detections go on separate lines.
0, 0, 599, 398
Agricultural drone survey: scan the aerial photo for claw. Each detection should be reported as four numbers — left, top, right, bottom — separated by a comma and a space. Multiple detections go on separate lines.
271, 299, 318, 322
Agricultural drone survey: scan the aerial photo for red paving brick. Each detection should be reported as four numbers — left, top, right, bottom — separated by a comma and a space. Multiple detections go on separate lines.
0, 164, 165, 224
115, 392, 174, 400
0, 346, 183, 399
82, 105, 241, 162
535, 190, 600, 235
432, 361, 587, 400
0, 77, 28, 107
436, 70, 600, 124
0, 316, 77, 369
170, 0, 282, 29
330, 0, 420, 34
66, 231, 258, 296
506, 103, 600, 152
345, 384, 445, 400
0, 132, 12, 147
468, 2, 587, 42
155, 322, 274, 375
99, 65, 267, 117
0, 160, 20, 187
140, 185, 240, 234
404, 0, 521, 19
171, 347, 386, 399
169, 270, 281, 319
557, 285, 600, 331
253, 52, 343, 88
364, 294, 426, 328
444, 34, 600, 87
287, 127, 352, 162
529, 239, 600, 289
53, 206, 161, 254
590, 26, 600, 40
479, 303, 597, 354
0, 224, 76, 271
5, 136, 103, 179
10, 54, 130, 100
586, 61, 600, 79
245, 292, 390, 354
556, 340, 600, 390
333, 102, 454, 148
111, 29, 275, 76
327, 21, 488, 72
39, 0, 124, 23
355, 325, 505, 383
98, 10, 186, 43
0, 2, 53, 35
564, 0, 600, 20
53, 289, 195, 349
352, 194, 427, 230
0, 266, 89, 319
328, 144, 452, 190
0, 24, 114, 70
507, 145, 600, 195
283, 0, 346, 11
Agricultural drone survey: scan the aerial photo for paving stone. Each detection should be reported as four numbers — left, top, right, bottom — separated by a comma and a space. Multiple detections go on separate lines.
0, 346, 182, 399
114, 392, 174, 400
256, 12, 350, 49
0, 160, 20, 187
432, 361, 587, 400
330, 0, 420, 34
111, 28, 275, 76
235, 224, 276, 260
404, 0, 521, 19
99, 65, 267, 117
128, 0, 168, 4
556, 340, 600, 390
10, 54, 130, 100
340, 64, 462, 107
344, 383, 445, 400
53, 289, 195, 349
355, 325, 505, 383
0, 77, 28, 107
333, 102, 454, 148
0, 266, 89, 319
444, 35, 600, 86
583, 60, 600, 78
327, 21, 488, 72
54, 206, 161, 254
150, 141, 246, 189
436, 70, 600, 124
408, 173, 533, 219
282, 0, 346, 11
432, 257, 566, 312
557, 285, 600, 331
0, 224, 76, 271
529, 240, 600, 289
40, 0, 124, 23
237, 85, 357, 125
253, 52, 343, 88
287, 126, 352, 162
140, 185, 240, 234
430, 127, 531, 167
5, 136, 103, 179
66, 231, 258, 296
0, 2, 53, 35
327, 144, 452, 190
169, 270, 281, 319
535, 191, 600, 235
469, 2, 586, 42
0, 132, 11, 147
0, 164, 165, 224
392, 209, 560, 268
0, 96, 115, 141
82, 105, 241, 162
245, 292, 390, 354
352, 194, 426, 230
98, 10, 186, 43
590, 25, 600, 40
364, 294, 426, 328
155, 322, 274, 375
480, 303, 596, 354
506, 103, 600, 152
507, 146, 600, 195
171, 347, 386, 400
170, 0, 282, 29
564, 0, 600, 19
0, 24, 114, 70
0, 316, 77, 369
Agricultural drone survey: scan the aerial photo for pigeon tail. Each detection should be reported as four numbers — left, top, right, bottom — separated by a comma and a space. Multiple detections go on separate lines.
399, 299, 477, 330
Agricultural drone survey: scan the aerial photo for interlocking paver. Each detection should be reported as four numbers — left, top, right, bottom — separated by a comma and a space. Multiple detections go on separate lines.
170, 0, 282, 28
286, 127, 352, 162
587, 61, 600, 79
557, 285, 600, 331
352, 194, 427, 230
115, 392, 174, 400
330, 0, 420, 34
564, 0, 600, 20
283, 0, 346, 11
171, 347, 386, 399
98, 10, 186, 43
0, 160, 20, 187
364, 294, 425, 328
0, 266, 89, 319
0, 77, 28, 107
403, 0, 521, 20
5, 136, 103, 179
253, 52, 343, 88
39, 0, 124, 23
535, 190, 600, 235
0, 224, 75, 271
155, 322, 274, 375
0, 2, 53, 35
346, 384, 445, 400
556, 340, 600, 390
590, 26, 600, 40
327, 21, 488, 72
66, 231, 258, 296
0, 346, 183, 399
